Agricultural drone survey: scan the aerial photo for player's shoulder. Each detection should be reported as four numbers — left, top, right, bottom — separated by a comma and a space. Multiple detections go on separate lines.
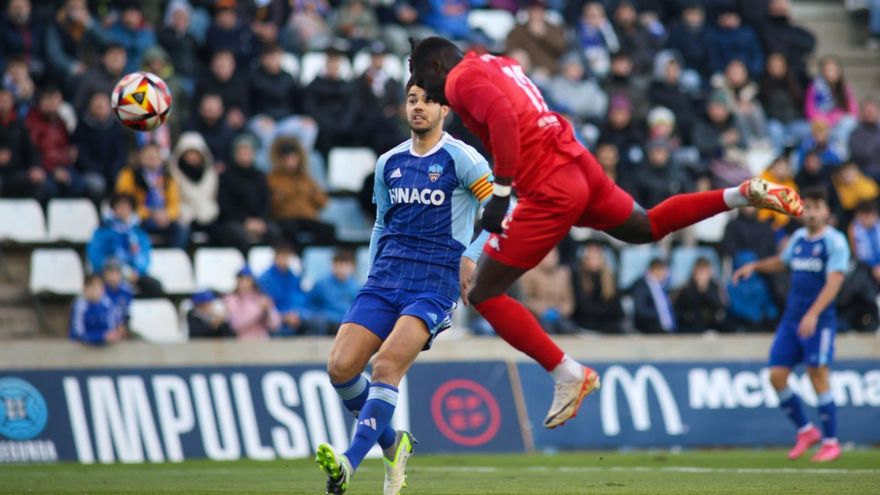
823, 227, 849, 249
377, 140, 413, 169
789, 227, 808, 243
442, 134, 486, 167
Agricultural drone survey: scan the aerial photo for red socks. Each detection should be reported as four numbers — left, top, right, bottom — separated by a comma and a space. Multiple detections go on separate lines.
647, 190, 728, 240
474, 295, 564, 371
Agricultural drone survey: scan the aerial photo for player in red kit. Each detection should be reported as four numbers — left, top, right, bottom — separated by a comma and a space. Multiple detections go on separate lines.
408, 37, 804, 429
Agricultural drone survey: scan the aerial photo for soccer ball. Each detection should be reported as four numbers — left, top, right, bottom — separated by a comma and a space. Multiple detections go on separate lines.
111, 71, 172, 131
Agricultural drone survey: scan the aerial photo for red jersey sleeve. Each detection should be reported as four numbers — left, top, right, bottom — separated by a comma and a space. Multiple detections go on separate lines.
447, 66, 521, 180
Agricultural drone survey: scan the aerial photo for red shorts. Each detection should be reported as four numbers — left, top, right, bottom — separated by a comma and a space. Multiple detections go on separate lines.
483, 152, 634, 270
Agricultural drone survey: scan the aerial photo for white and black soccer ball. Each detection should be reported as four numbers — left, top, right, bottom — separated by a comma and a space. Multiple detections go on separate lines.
110, 71, 172, 131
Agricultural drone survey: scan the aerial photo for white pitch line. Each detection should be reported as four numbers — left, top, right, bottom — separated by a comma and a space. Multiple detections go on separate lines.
407, 466, 880, 475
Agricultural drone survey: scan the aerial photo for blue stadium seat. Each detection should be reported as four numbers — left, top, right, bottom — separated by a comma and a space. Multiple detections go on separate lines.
320, 197, 371, 242
669, 246, 722, 289
301, 247, 335, 290
618, 245, 664, 290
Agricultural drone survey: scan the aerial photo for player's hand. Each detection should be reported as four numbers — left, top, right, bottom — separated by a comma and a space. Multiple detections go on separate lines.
798, 312, 819, 339
481, 194, 510, 234
459, 257, 477, 306
731, 263, 755, 285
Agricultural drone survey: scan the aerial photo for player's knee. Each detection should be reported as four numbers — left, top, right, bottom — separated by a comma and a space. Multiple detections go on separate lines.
370, 355, 404, 387
326, 353, 362, 384
769, 367, 790, 390
467, 284, 501, 307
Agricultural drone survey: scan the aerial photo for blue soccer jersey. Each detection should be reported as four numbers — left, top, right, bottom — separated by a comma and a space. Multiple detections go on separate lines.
367, 133, 493, 301
779, 227, 850, 323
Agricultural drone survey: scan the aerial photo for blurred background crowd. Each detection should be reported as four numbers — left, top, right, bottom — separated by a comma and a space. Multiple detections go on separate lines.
2, 0, 880, 343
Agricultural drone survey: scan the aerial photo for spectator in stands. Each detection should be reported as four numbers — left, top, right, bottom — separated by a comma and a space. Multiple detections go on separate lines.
726, 250, 779, 332
215, 134, 280, 253
520, 248, 577, 334
796, 119, 843, 171
758, 0, 815, 84
142, 46, 190, 140
674, 257, 725, 333
692, 90, 746, 163
632, 139, 693, 209
722, 207, 777, 259
796, 150, 842, 220
309, 249, 360, 334
186, 93, 236, 168
712, 59, 769, 147
648, 51, 698, 139
612, 0, 659, 75
25, 86, 83, 203
546, 53, 608, 123
87, 193, 163, 297
849, 98, 880, 181
73, 43, 127, 114
169, 132, 220, 235
2, 57, 35, 115
101, 2, 156, 74
760, 52, 810, 153
74, 92, 125, 204
0, 87, 36, 197
602, 51, 650, 122
187, 290, 233, 338
44, 0, 101, 91
115, 143, 188, 249
666, 3, 711, 79
284, 0, 332, 52
257, 243, 311, 335
572, 242, 623, 332
196, 50, 250, 131
594, 140, 628, 189
505, 0, 568, 77
421, 0, 477, 41
833, 161, 880, 221
599, 94, 646, 165
158, 0, 201, 81
706, 7, 764, 78
354, 42, 406, 155
225, 266, 282, 340
630, 258, 676, 333
101, 259, 133, 328
757, 157, 798, 230
575, 2, 619, 79
334, 0, 380, 51
304, 47, 359, 156
805, 56, 859, 147
849, 201, 880, 283
203, 1, 257, 66
69, 274, 125, 346
0, 0, 46, 80
267, 137, 335, 245
249, 43, 301, 121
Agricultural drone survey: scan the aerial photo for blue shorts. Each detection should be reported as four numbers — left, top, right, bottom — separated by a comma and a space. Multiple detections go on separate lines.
768, 317, 836, 368
342, 286, 456, 350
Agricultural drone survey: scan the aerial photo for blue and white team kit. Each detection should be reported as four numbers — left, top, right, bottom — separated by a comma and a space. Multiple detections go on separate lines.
342, 133, 493, 346
770, 226, 850, 368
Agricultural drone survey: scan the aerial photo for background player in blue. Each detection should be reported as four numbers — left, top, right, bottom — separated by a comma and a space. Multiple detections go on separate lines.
314, 82, 493, 495
733, 188, 849, 463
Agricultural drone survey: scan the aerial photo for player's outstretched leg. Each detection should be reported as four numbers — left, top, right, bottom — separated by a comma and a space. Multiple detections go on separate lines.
315, 443, 353, 495
383, 431, 417, 495
769, 366, 820, 460
808, 366, 841, 462
469, 257, 600, 429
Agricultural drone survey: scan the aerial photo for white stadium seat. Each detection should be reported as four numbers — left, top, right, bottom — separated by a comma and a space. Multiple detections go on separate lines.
300, 52, 353, 85
301, 247, 334, 290
468, 10, 516, 43
129, 298, 185, 342
618, 245, 664, 290
327, 147, 377, 193
0, 199, 47, 243
47, 199, 99, 243
694, 211, 732, 244
148, 248, 196, 294
29, 248, 84, 295
248, 246, 302, 276
320, 197, 371, 242
280, 52, 300, 80
669, 247, 721, 289
352, 51, 403, 80
194, 248, 245, 294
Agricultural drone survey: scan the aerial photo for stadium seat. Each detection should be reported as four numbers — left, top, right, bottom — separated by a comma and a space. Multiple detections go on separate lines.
299, 52, 353, 85
301, 247, 335, 290
248, 245, 302, 276
468, 10, 516, 43
352, 51, 403, 80
194, 248, 246, 294
669, 246, 722, 289
29, 248, 84, 295
148, 248, 196, 294
0, 199, 47, 243
694, 211, 732, 244
309, 150, 329, 190
129, 298, 184, 342
618, 245, 664, 290
46, 199, 99, 243
327, 147, 377, 193
280, 52, 300, 80
355, 246, 370, 284
178, 298, 193, 339
320, 197, 371, 242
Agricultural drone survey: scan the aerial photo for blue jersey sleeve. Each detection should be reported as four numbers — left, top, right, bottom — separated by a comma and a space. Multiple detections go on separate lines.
779, 228, 806, 266
450, 139, 494, 263
825, 229, 851, 274
368, 157, 390, 269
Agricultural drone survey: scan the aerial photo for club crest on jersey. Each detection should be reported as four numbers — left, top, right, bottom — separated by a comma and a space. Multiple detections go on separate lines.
428, 163, 444, 182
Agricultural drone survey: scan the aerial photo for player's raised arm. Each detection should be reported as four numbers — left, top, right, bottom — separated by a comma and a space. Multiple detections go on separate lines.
731, 255, 785, 284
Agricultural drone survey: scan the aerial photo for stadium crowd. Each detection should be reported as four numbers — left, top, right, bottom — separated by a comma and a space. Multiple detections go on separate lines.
2, 0, 880, 342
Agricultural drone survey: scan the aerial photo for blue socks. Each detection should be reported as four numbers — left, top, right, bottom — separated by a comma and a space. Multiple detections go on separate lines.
817, 391, 837, 441
778, 387, 809, 429
333, 374, 396, 450
344, 383, 399, 470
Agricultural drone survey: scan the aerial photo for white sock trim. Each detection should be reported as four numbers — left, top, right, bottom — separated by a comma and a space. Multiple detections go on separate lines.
798, 423, 815, 434
550, 355, 583, 383
822, 438, 839, 445
723, 186, 748, 208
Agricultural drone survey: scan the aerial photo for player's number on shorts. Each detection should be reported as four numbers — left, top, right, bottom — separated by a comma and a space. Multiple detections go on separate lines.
501, 65, 549, 114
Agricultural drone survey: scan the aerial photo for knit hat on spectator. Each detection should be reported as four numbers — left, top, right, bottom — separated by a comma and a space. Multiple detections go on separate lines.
647, 107, 676, 128
232, 133, 259, 154
609, 94, 632, 113
192, 290, 216, 305
708, 89, 730, 106
368, 41, 388, 55
237, 266, 254, 278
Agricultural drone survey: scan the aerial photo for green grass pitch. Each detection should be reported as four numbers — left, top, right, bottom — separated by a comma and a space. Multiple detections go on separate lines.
2, 449, 878, 494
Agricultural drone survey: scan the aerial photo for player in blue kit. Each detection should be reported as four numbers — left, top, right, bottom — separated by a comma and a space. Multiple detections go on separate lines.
314, 81, 493, 494
733, 188, 849, 462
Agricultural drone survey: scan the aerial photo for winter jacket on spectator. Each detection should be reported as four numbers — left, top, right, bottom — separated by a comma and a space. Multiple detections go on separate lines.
805, 77, 858, 128
219, 152, 272, 223
157, 3, 200, 79
24, 106, 71, 173
196, 72, 251, 118
169, 132, 219, 226
648, 51, 699, 138
420, 0, 474, 40
115, 165, 182, 223
572, 247, 623, 333
303, 73, 359, 155
104, 281, 134, 324
674, 278, 725, 333
759, 64, 805, 124
666, 16, 711, 78
258, 265, 311, 317
333, 0, 380, 42
0, 104, 36, 195
0, 7, 46, 77
44, 8, 103, 84
630, 275, 676, 333
633, 144, 694, 209
224, 291, 281, 340
185, 114, 236, 166
519, 251, 576, 332
833, 163, 880, 212
795, 157, 842, 216
309, 273, 360, 325
74, 105, 126, 186
505, 12, 568, 75
706, 22, 764, 77
612, 5, 659, 74
546, 56, 608, 122
204, 14, 257, 65
848, 119, 880, 179
849, 216, 880, 268
69, 295, 120, 345
721, 208, 777, 259
726, 251, 779, 325
250, 64, 301, 120
691, 107, 746, 162
758, 11, 815, 83
87, 216, 152, 275
267, 143, 328, 221
102, 20, 156, 74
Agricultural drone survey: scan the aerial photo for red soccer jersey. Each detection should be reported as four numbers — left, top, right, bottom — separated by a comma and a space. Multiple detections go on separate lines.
445, 52, 586, 194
